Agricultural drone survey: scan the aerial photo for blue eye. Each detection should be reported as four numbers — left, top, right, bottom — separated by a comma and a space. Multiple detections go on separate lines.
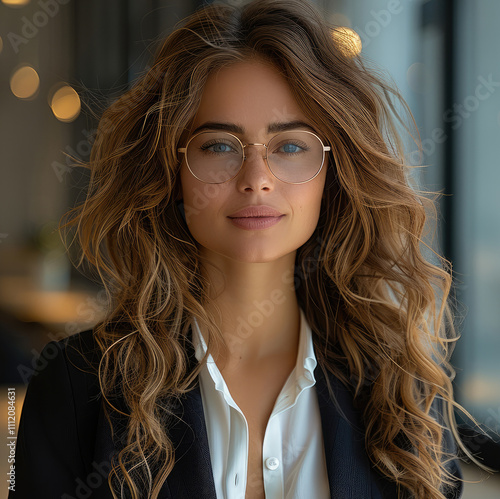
281, 143, 302, 154
200, 140, 238, 155
209, 143, 232, 153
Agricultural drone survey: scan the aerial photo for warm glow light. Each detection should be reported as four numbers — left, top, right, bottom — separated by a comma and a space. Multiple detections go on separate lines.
331, 27, 362, 57
1, 0, 31, 6
463, 376, 500, 404
50, 85, 81, 122
10, 65, 40, 99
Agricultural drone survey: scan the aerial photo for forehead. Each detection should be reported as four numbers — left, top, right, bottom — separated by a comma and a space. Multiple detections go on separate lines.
191, 60, 308, 134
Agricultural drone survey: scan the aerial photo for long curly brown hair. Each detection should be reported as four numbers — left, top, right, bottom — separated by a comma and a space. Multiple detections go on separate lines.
59, 0, 485, 497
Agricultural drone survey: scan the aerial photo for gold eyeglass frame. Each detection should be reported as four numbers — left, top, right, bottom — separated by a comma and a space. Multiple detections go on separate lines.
177, 130, 331, 185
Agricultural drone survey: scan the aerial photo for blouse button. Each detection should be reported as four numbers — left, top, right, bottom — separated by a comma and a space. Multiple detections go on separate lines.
265, 457, 280, 470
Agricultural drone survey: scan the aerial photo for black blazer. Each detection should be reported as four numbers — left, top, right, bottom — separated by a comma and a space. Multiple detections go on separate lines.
9, 328, 463, 499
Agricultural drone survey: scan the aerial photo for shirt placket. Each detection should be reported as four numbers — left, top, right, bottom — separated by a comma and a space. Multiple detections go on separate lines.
261, 410, 285, 498
226, 408, 249, 499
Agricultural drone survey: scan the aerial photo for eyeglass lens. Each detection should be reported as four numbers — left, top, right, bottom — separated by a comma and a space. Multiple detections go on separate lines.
185, 131, 324, 183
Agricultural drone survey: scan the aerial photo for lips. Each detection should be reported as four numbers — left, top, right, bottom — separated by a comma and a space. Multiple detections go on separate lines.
227, 205, 283, 218
227, 205, 285, 230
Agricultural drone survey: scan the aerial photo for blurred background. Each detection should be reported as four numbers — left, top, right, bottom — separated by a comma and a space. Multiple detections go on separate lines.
0, 0, 499, 497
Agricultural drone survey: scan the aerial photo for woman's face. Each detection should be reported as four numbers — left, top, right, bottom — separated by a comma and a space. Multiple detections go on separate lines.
179, 59, 327, 264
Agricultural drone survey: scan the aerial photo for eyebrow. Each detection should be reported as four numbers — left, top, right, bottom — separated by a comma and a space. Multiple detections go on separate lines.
191, 120, 318, 135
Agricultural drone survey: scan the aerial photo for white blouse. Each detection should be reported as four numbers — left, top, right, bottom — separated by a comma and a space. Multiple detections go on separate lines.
191, 308, 330, 499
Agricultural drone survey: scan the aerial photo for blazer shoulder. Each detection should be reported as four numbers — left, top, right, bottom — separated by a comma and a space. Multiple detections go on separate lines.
58, 327, 103, 379
9, 329, 105, 498
34, 326, 104, 424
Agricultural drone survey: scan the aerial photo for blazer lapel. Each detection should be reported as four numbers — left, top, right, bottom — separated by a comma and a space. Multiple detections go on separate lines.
161, 381, 217, 498
160, 328, 218, 497
92, 330, 217, 499
315, 365, 399, 499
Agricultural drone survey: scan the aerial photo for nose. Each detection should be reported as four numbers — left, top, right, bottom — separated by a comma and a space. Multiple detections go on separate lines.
235, 145, 275, 192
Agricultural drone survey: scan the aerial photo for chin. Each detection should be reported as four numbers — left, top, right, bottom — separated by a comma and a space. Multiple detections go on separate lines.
232, 252, 283, 264
202, 242, 296, 266
224, 247, 285, 264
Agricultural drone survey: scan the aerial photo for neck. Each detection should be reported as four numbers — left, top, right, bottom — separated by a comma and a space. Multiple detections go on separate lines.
198, 250, 301, 372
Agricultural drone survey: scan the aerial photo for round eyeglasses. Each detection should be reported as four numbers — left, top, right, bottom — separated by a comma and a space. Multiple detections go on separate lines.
178, 130, 330, 184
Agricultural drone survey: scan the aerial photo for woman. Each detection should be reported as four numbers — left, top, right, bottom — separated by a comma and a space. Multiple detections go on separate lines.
10, 0, 481, 498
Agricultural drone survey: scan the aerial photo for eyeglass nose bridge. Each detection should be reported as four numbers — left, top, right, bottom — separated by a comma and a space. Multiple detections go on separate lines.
241, 142, 269, 162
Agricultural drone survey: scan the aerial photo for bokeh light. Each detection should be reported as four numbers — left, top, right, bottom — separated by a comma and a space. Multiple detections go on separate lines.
49, 84, 81, 122
1, 0, 31, 6
10, 65, 40, 100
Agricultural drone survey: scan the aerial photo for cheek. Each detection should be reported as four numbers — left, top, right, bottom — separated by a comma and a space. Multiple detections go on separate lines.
180, 167, 227, 231
292, 177, 326, 236
180, 166, 205, 228
301, 175, 326, 213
